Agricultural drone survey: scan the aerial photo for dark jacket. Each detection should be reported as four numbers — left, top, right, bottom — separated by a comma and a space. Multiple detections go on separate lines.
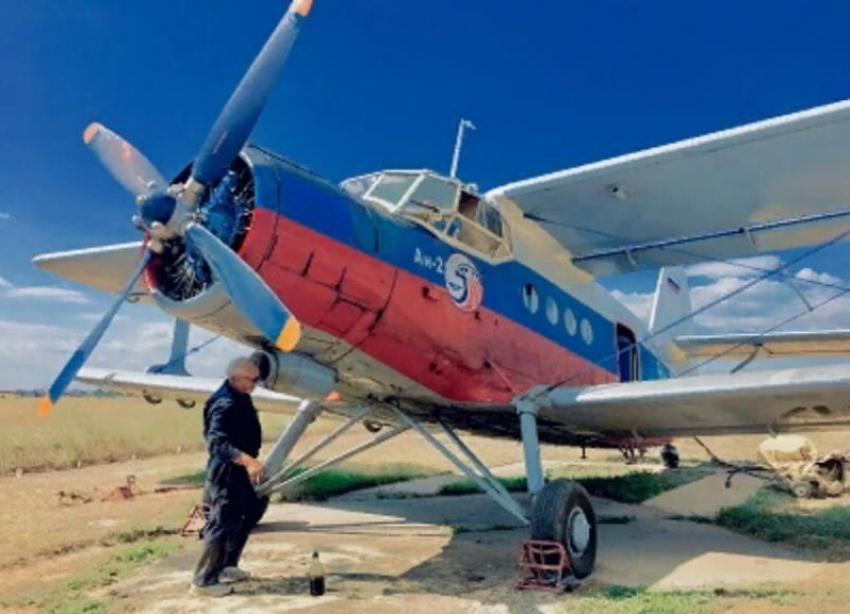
203, 380, 262, 476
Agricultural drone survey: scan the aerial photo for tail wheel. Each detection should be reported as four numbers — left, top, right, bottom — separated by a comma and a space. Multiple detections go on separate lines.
530, 479, 597, 579
661, 443, 680, 469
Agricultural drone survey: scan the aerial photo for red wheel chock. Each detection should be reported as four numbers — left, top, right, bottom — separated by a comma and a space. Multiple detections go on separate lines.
515, 540, 578, 592
180, 503, 209, 538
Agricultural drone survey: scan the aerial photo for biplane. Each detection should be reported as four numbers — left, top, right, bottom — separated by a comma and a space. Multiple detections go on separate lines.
33, 0, 850, 577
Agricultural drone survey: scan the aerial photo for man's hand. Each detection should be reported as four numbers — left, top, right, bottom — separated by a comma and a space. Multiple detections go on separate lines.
236, 452, 265, 484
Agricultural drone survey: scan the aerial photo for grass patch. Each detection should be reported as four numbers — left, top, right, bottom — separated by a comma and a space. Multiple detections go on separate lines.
10, 537, 179, 614
160, 468, 207, 486
437, 468, 711, 504
578, 470, 708, 504
562, 584, 793, 614
438, 476, 527, 496
716, 489, 850, 552
270, 463, 435, 501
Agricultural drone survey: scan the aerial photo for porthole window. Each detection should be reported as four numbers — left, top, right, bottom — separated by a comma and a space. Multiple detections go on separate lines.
564, 308, 577, 336
522, 284, 539, 314
580, 318, 594, 345
545, 298, 559, 325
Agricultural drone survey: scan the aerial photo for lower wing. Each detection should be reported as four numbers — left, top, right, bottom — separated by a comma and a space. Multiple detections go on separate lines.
77, 368, 303, 414
531, 364, 850, 437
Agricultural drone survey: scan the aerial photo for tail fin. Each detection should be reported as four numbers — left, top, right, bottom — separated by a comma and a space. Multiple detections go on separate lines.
648, 267, 692, 372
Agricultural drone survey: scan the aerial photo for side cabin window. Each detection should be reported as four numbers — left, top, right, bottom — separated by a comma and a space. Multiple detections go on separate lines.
449, 192, 510, 259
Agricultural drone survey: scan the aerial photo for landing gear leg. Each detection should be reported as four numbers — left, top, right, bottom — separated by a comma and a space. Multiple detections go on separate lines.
516, 400, 597, 579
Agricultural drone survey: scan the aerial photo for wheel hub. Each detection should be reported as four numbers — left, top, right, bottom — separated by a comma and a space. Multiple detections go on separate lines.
568, 508, 591, 555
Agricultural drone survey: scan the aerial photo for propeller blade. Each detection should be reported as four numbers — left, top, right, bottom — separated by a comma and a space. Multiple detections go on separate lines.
191, 0, 312, 186
39, 251, 152, 417
83, 123, 167, 197
185, 223, 301, 351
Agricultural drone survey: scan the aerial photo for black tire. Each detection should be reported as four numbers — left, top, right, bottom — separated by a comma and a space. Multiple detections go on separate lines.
177, 399, 196, 409
661, 444, 680, 469
530, 479, 597, 579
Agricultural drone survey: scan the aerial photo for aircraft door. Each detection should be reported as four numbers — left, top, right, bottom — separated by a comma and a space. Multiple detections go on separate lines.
616, 324, 639, 382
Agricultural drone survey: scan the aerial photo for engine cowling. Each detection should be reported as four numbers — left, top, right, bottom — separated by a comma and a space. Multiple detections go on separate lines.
251, 350, 337, 400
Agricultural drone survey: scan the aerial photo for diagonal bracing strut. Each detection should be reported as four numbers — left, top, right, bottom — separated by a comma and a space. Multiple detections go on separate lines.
391, 407, 529, 525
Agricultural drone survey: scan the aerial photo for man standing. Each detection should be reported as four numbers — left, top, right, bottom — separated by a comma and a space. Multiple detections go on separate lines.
191, 357, 267, 597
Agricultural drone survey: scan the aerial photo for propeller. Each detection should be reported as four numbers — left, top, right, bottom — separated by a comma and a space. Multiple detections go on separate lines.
83, 123, 167, 197
40, 0, 312, 415
39, 251, 152, 417
186, 224, 301, 351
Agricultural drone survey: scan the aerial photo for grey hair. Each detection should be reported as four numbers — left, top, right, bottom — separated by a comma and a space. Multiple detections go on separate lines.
226, 356, 261, 378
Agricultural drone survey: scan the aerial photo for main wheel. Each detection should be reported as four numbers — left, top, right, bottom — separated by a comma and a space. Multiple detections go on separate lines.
530, 479, 597, 579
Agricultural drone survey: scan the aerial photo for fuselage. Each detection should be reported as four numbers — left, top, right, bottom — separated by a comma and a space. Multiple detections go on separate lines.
193, 146, 672, 407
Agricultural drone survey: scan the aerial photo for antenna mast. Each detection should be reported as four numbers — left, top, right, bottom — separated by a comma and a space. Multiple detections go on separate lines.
450, 118, 475, 179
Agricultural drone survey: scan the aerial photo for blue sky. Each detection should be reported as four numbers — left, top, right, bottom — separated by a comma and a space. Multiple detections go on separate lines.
2, 1, 850, 389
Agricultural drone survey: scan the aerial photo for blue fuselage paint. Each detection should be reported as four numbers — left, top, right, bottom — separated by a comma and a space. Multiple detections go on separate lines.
246, 146, 671, 384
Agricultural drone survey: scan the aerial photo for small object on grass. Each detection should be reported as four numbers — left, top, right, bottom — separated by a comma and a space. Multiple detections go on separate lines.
15, 467, 23, 479
57, 490, 93, 505
308, 551, 325, 596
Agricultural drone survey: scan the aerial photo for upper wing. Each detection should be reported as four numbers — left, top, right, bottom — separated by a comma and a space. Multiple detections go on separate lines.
77, 368, 303, 414
33, 242, 150, 298
488, 99, 850, 276
532, 364, 850, 437
676, 330, 850, 359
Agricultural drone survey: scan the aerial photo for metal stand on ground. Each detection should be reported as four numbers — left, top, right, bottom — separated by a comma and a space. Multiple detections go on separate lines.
516, 540, 578, 592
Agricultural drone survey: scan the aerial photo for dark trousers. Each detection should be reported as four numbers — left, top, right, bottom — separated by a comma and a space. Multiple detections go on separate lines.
193, 464, 269, 586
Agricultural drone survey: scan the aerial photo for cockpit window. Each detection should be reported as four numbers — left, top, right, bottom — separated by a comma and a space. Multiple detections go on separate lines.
340, 173, 379, 197
404, 176, 459, 213
368, 174, 417, 206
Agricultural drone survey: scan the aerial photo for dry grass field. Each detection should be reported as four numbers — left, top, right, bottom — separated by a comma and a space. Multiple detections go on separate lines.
0, 397, 291, 475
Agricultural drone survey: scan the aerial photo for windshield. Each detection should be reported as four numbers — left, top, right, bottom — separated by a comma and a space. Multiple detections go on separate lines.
404, 175, 459, 213
368, 174, 418, 206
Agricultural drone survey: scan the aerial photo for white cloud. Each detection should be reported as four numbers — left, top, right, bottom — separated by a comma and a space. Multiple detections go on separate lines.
611, 264, 850, 337
4, 286, 90, 304
795, 268, 842, 286
686, 255, 783, 280
0, 212, 10, 221
0, 304, 251, 390
611, 289, 653, 323
0, 276, 11, 288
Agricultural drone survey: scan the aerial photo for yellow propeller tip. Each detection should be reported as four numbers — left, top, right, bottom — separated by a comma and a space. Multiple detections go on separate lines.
38, 396, 52, 418
83, 122, 102, 145
275, 318, 301, 352
293, 0, 312, 17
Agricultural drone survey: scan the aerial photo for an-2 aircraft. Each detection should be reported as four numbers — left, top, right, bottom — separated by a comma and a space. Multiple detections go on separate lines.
33, 0, 850, 578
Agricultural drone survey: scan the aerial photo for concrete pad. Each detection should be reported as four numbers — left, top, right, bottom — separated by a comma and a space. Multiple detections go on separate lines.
643, 470, 764, 518
110, 488, 832, 613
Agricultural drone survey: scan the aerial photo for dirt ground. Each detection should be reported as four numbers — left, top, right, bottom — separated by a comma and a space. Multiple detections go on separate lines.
2, 409, 850, 614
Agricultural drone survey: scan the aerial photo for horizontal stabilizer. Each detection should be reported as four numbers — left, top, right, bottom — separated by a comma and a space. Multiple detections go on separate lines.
77, 368, 303, 414
676, 330, 850, 358
33, 242, 149, 298
533, 364, 850, 437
